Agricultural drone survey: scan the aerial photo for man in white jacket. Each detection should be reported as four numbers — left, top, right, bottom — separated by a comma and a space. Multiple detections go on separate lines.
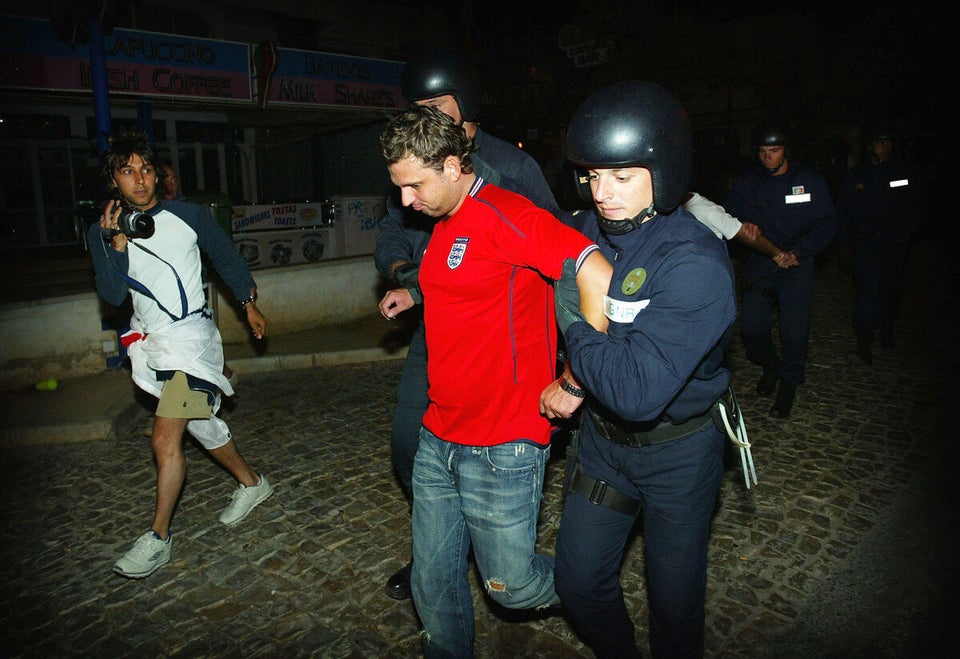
90, 130, 274, 579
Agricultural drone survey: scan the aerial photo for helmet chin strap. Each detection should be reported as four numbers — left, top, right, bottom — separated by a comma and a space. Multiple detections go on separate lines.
599, 204, 656, 235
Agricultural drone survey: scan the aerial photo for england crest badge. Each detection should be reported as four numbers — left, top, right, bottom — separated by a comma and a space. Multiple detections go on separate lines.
447, 237, 469, 269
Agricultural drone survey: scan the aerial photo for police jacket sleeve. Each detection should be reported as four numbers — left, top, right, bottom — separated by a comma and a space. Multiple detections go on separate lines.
373, 188, 434, 281
565, 246, 736, 422
373, 190, 413, 279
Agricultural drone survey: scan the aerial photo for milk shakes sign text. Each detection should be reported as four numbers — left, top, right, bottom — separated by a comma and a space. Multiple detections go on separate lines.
266, 46, 403, 109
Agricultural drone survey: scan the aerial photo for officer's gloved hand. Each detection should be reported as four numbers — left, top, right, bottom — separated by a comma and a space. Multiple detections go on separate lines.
555, 258, 585, 334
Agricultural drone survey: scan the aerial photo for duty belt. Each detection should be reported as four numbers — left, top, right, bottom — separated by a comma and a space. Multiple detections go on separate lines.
587, 404, 714, 448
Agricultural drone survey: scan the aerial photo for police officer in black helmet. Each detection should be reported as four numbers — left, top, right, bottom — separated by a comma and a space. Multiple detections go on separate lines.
838, 125, 919, 365
724, 122, 837, 418
374, 46, 565, 601
548, 81, 737, 658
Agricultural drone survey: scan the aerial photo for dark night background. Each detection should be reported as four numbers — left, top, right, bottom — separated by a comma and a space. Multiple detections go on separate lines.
406, 0, 942, 214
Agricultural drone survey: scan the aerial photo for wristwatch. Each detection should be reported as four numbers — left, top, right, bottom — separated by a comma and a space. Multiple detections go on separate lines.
558, 377, 585, 398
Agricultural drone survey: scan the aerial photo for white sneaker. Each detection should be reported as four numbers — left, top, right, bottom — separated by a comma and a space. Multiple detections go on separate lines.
219, 474, 273, 526
114, 530, 172, 578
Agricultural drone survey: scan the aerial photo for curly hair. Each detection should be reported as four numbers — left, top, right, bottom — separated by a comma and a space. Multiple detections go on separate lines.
379, 105, 475, 173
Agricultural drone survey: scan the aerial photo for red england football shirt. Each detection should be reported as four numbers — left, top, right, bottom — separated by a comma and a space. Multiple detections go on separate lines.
419, 180, 597, 446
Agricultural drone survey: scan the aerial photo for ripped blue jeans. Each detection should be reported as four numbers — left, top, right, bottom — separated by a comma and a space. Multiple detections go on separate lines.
412, 427, 559, 658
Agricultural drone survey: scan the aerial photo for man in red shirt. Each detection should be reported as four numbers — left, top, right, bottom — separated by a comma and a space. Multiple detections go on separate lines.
378, 105, 611, 657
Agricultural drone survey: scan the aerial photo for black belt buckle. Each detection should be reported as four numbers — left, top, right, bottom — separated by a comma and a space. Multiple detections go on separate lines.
588, 474, 609, 505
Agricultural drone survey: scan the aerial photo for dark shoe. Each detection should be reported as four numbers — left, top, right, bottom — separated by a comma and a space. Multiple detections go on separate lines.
847, 340, 873, 366
385, 560, 412, 600
769, 381, 797, 419
756, 368, 779, 396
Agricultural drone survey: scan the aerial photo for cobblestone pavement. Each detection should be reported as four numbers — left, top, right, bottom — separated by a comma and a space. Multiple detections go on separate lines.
2, 239, 958, 658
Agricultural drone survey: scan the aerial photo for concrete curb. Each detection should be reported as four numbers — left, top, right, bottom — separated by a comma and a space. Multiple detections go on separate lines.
229, 346, 408, 375
0, 346, 408, 448
1, 419, 116, 448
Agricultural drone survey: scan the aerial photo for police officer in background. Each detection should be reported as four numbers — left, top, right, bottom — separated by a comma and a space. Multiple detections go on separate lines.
374, 46, 565, 601
724, 123, 837, 419
837, 126, 920, 365
547, 81, 737, 658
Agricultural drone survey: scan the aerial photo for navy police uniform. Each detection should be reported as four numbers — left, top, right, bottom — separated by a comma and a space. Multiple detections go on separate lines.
838, 155, 917, 347
725, 162, 837, 386
556, 207, 736, 658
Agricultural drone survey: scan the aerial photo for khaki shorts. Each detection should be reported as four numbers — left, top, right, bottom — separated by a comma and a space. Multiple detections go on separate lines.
156, 371, 213, 419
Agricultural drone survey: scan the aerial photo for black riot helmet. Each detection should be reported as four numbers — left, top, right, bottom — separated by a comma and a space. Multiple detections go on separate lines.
867, 126, 896, 142
401, 49, 481, 123
752, 122, 790, 148
752, 121, 792, 175
566, 80, 692, 217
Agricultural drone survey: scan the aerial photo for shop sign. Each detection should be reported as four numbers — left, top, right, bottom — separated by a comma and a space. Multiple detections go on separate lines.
260, 44, 403, 111
1, 14, 248, 101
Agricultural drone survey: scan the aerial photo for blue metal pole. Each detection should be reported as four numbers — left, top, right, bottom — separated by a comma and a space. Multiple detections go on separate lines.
138, 101, 154, 144
88, 19, 111, 154
87, 18, 129, 367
